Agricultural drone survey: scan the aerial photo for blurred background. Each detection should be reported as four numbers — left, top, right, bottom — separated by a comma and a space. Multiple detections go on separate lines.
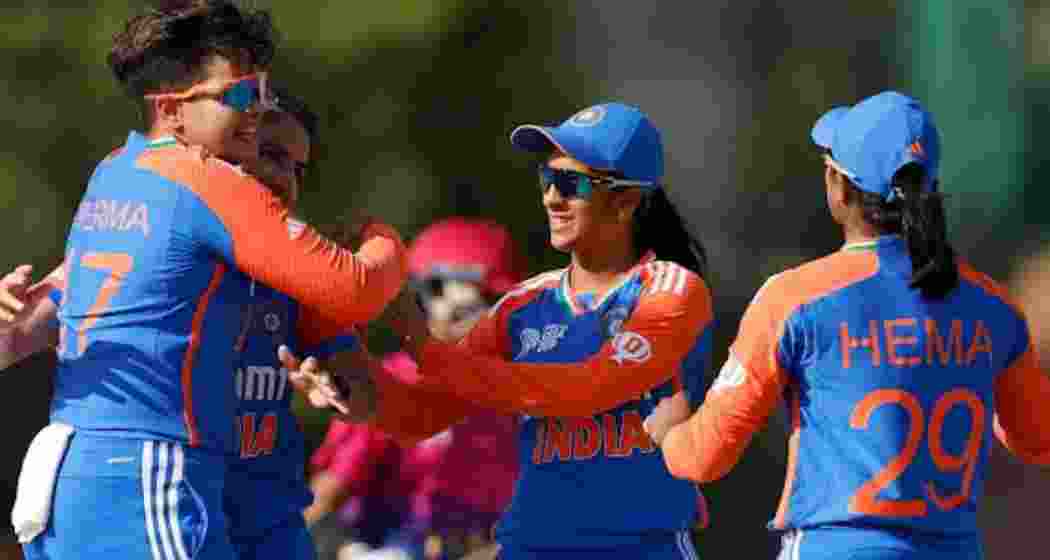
1, 1, 1047, 558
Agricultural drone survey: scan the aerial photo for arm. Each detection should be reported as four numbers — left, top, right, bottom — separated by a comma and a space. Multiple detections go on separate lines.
409, 270, 714, 418
0, 263, 64, 370
659, 276, 793, 483
142, 149, 408, 327
993, 347, 1050, 464
304, 421, 399, 526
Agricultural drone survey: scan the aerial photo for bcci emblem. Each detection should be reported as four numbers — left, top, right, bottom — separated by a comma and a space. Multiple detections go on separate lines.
264, 312, 281, 333
569, 106, 605, 127
603, 306, 630, 337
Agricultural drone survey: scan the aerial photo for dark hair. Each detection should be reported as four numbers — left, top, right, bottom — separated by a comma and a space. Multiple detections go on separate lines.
108, 0, 276, 98
269, 84, 319, 145
853, 163, 957, 299
632, 188, 709, 281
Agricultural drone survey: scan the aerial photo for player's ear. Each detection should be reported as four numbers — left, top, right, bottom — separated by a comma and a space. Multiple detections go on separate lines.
151, 97, 182, 132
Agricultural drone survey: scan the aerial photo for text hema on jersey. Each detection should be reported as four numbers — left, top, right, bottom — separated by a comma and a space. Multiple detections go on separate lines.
840, 318, 993, 369
73, 199, 150, 237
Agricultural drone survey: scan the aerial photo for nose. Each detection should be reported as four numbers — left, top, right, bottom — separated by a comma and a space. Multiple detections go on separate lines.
541, 182, 565, 208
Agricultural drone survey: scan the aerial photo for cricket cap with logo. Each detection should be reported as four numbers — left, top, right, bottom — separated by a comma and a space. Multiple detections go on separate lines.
811, 90, 941, 200
509, 102, 664, 187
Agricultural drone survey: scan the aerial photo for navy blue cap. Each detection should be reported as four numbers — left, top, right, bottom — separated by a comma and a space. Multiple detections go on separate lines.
811, 91, 940, 200
510, 102, 663, 187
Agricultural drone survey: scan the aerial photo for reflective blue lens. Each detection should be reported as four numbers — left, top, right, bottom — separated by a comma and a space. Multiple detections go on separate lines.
538, 165, 594, 198
221, 78, 260, 112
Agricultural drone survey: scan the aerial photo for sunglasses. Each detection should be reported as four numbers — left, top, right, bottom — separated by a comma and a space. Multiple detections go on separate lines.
145, 73, 272, 113
537, 163, 653, 199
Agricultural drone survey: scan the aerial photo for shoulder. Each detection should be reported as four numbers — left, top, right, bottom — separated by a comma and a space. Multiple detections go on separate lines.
487, 268, 564, 318
765, 249, 878, 305
639, 260, 709, 299
747, 250, 879, 322
134, 144, 254, 195
957, 260, 1026, 319
637, 259, 713, 319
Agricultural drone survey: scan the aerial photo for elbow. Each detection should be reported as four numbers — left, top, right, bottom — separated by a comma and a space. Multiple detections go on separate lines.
665, 453, 732, 484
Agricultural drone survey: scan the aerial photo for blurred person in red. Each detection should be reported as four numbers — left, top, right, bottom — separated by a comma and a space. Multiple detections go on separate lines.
980, 245, 1050, 560
305, 218, 523, 560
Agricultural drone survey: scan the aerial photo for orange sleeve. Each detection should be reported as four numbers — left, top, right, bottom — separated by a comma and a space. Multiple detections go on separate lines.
993, 347, 1050, 465
413, 270, 714, 417
369, 305, 510, 445
661, 275, 792, 483
141, 149, 407, 328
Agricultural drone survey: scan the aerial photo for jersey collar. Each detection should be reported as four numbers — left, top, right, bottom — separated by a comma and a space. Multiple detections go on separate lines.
560, 251, 657, 315
842, 234, 902, 253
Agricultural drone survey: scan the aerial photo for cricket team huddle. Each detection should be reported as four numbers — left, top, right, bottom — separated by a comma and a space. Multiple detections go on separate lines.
2, 2, 1050, 560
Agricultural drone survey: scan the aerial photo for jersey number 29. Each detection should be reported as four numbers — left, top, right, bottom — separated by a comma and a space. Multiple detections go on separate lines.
849, 388, 985, 517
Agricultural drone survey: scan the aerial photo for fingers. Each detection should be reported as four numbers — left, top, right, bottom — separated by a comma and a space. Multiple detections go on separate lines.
0, 264, 35, 317
277, 345, 301, 371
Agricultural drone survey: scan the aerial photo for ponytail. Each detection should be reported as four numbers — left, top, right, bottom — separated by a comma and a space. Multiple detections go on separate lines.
856, 163, 957, 299
632, 188, 709, 282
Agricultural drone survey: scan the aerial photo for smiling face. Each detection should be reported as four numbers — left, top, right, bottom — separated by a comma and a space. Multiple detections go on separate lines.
253, 109, 311, 207
541, 153, 642, 256
162, 55, 262, 165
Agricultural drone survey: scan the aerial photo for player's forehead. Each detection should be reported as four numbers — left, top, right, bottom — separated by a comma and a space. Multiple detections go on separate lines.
546, 150, 610, 178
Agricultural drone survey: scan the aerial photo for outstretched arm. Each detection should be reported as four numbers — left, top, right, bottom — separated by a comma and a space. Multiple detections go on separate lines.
0, 263, 64, 370
402, 269, 714, 418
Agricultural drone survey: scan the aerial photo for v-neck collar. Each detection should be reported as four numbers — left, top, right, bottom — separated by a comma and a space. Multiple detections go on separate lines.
559, 251, 657, 315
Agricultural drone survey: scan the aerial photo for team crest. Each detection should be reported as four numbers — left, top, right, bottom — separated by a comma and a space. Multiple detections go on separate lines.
603, 306, 630, 337
569, 106, 606, 127
264, 312, 281, 333
256, 300, 288, 344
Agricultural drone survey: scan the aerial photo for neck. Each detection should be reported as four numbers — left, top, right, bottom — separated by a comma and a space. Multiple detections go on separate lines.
146, 123, 178, 143
841, 215, 882, 247
569, 237, 638, 296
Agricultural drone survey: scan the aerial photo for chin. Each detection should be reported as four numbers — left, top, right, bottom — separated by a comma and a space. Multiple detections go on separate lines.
548, 233, 576, 253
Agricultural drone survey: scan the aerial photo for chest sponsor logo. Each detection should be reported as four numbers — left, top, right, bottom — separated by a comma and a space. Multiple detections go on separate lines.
516, 324, 568, 359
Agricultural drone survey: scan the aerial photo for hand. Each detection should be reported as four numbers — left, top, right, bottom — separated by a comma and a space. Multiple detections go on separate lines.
644, 392, 691, 446
278, 345, 376, 422
0, 265, 46, 332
